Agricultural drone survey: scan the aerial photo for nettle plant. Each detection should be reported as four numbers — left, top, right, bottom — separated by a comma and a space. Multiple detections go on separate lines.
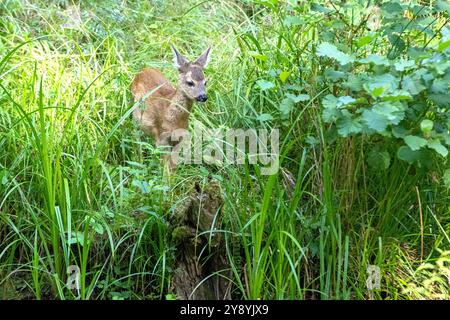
315, 1, 450, 181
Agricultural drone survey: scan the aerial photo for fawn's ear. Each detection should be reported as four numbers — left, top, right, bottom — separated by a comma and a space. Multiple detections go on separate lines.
171, 45, 189, 72
194, 47, 211, 68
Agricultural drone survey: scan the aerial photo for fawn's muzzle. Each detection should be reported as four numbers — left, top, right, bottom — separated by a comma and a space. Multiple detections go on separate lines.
196, 94, 208, 102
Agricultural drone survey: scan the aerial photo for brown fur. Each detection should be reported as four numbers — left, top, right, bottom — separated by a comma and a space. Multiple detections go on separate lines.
131, 46, 211, 170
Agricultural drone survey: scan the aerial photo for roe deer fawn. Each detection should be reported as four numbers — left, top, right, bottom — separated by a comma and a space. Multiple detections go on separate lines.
131, 45, 211, 170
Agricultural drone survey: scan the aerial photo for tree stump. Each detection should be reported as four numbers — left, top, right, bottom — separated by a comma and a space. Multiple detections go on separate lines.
170, 180, 232, 300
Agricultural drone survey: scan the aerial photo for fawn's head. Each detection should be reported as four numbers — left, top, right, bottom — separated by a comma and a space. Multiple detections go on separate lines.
171, 45, 211, 102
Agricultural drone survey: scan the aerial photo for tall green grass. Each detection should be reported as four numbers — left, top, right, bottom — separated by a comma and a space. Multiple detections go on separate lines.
1, 0, 449, 300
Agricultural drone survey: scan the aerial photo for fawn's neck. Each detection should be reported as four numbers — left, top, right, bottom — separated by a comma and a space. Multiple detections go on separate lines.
171, 87, 193, 117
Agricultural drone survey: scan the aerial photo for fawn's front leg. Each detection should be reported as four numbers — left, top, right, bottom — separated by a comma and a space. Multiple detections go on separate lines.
157, 132, 178, 172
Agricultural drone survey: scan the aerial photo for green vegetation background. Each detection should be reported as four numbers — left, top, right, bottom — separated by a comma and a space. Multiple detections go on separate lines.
0, 0, 449, 299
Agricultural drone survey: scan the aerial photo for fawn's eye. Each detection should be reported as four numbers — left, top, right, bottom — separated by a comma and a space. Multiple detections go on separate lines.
187, 81, 195, 87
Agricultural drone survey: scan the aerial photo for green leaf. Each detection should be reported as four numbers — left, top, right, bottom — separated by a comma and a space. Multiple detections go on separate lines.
362, 102, 404, 133
394, 59, 415, 71
342, 74, 363, 91
356, 35, 374, 48
431, 79, 448, 94
438, 39, 450, 52
322, 94, 340, 122
362, 109, 389, 132
317, 42, 355, 65
248, 51, 268, 62
397, 146, 420, 164
392, 126, 408, 138
311, 3, 333, 13
429, 93, 450, 106
371, 86, 384, 97
402, 75, 426, 95
283, 16, 304, 26
257, 113, 273, 122
404, 135, 427, 151
372, 102, 405, 124
420, 120, 434, 134
444, 169, 450, 189
337, 111, 362, 137
279, 98, 294, 116
359, 54, 390, 66
364, 74, 399, 96
338, 96, 356, 105
0, 169, 8, 185
381, 2, 403, 14
367, 148, 391, 171
428, 139, 448, 157
286, 93, 310, 102
279, 71, 290, 83
324, 69, 346, 81
256, 80, 275, 90
68, 232, 85, 246
436, 0, 450, 14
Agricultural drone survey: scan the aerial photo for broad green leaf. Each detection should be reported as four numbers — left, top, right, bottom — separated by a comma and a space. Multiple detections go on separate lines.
381, 2, 403, 14
367, 148, 391, 171
322, 94, 339, 109
431, 79, 448, 94
372, 102, 405, 124
397, 146, 420, 164
429, 93, 450, 106
283, 16, 304, 26
436, 0, 450, 14
404, 135, 427, 151
362, 102, 404, 133
420, 120, 434, 133
324, 69, 346, 81
256, 80, 275, 90
402, 75, 426, 95
317, 42, 355, 65
337, 111, 362, 137
342, 74, 363, 91
362, 109, 389, 132
322, 95, 340, 122
279, 98, 294, 115
392, 126, 408, 138
321, 94, 356, 123
257, 113, 273, 121
338, 96, 356, 105
394, 59, 415, 71
428, 139, 448, 157
359, 54, 390, 66
286, 93, 310, 102
438, 39, 450, 52
311, 3, 333, 13
68, 232, 85, 246
364, 74, 399, 96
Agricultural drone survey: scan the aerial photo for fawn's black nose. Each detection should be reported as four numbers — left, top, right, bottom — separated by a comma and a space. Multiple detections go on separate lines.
196, 94, 208, 102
